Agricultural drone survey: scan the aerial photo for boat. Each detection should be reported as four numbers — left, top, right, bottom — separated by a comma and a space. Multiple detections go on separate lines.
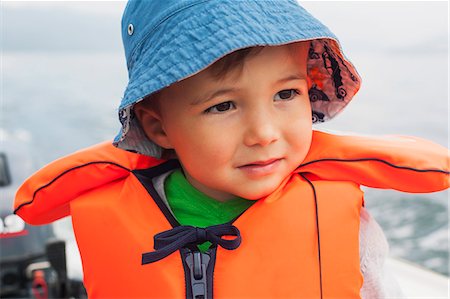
386, 257, 449, 298
0, 140, 86, 298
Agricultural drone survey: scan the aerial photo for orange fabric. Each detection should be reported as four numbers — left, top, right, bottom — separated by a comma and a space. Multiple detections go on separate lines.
14, 130, 449, 298
300, 132, 449, 192
70, 176, 186, 298
214, 176, 363, 299
14, 141, 159, 225
70, 170, 363, 298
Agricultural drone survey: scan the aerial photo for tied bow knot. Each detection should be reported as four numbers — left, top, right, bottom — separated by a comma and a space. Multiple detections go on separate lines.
195, 227, 207, 243
141, 223, 241, 265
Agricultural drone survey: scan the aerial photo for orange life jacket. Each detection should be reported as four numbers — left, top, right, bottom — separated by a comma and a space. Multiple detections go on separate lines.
14, 131, 449, 299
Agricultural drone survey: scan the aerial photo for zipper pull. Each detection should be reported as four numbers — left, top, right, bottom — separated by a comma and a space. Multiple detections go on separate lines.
185, 250, 211, 299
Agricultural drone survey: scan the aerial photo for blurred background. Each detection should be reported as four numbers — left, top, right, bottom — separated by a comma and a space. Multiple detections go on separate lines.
1, 0, 448, 297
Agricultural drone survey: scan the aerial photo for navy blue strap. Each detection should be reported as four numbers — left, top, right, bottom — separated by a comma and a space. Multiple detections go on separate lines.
142, 223, 241, 264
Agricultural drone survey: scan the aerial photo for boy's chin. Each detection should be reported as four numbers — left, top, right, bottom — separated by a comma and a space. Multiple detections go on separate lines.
237, 184, 283, 201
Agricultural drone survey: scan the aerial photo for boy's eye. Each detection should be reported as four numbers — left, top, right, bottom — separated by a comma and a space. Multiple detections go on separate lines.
203, 90, 299, 114
204, 101, 236, 114
274, 89, 300, 101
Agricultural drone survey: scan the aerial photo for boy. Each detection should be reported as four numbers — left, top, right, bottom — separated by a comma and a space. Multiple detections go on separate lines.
14, 1, 449, 298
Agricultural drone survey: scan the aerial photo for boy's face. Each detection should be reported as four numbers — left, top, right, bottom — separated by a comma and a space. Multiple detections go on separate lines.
136, 43, 312, 201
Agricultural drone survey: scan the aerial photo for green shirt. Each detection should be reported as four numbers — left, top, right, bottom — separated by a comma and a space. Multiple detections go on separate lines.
164, 169, 254, 252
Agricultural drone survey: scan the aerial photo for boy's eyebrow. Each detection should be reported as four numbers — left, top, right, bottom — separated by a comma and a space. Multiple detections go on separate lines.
191, 74, 306, 106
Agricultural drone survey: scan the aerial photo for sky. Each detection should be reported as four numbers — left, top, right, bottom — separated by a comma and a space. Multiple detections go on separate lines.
1, 1, 448, 55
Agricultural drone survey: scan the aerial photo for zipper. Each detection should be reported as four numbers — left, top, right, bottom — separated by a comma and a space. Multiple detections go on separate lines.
133, 163, 238, 299
182, 247, 216, 299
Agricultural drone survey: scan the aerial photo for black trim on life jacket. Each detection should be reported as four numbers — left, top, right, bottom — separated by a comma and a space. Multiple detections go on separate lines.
14, 161, 131, 215
132, 159, 182, 227
300, 173, 323, 299
298, 158, 450, 174
205, 247, 217, 299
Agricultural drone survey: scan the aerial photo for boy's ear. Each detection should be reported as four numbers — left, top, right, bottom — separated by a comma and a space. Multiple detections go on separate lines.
133, 103, 173, 150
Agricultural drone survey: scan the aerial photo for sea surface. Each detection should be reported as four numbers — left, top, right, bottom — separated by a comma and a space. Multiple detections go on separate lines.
2, 49, 448, 277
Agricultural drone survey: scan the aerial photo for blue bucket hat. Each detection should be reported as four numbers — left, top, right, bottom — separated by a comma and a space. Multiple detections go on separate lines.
114, 0, 361, 158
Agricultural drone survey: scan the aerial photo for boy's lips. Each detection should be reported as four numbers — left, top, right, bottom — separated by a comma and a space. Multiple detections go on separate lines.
237, 158, 283, 177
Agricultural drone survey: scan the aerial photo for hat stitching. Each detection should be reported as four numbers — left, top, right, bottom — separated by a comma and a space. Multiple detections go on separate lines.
128, 0, 211, 70
127, 0, 313, 78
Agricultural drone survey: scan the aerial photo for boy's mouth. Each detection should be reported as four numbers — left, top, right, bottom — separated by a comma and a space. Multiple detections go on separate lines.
242, 158, 281, 166
237, 158, 283, 176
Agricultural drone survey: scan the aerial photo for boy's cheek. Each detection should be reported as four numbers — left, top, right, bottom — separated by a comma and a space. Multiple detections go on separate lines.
291, 125, 313, 163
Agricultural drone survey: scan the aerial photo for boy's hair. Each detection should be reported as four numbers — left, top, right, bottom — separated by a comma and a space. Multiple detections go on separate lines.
209, 46, 264, 80
141, 46, 265, 105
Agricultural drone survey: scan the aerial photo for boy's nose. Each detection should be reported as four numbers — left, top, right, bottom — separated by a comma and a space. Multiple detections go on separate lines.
243, 109, 279, 147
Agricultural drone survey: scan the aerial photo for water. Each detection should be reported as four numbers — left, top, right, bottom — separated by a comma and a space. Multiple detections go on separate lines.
2, 49, 448, 277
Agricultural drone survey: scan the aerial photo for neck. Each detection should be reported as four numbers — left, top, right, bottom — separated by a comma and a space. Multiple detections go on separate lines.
182, 170, 237, 202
